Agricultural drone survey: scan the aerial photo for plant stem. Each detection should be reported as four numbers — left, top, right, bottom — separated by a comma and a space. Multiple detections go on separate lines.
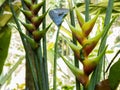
35, 44, 46, 90
9, 1, 39, 89
53, 26, 60, 90
42, 0, 49, 90
69, 1, 80, 90
97, 0, 114, 83
85, 0, 90, 22
33, 50, 42, 89
25, 50, 39, 90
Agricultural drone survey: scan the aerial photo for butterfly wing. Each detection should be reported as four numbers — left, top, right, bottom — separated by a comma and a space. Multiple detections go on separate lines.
49, 8, 69, 26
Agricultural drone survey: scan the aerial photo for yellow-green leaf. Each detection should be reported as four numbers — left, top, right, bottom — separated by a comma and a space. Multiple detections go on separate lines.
0, 25, 11, 74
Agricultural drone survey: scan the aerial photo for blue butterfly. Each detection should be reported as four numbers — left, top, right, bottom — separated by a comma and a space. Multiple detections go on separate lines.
49, 8, 69, 26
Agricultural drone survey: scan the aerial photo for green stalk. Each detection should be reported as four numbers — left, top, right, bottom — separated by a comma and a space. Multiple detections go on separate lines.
85, 0, 90, 22
42, 0, 49, 90
33, 0, 46, 89
88, 0, 114, 90
69, 0, 80, 90
33, 50, 43, 89
53, 26, 60, 90
35, 44, 46, 90
25, 50, 39, 90
8, 1, 39, 89
31, 0, 46, 89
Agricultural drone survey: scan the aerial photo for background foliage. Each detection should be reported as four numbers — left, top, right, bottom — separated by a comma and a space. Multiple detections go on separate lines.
0, 0, 120, 90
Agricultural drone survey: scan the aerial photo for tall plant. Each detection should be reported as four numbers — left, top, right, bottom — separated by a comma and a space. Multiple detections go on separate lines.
1, 0, 119, 90
9, 0, 51, 90
60, 0, 119, 90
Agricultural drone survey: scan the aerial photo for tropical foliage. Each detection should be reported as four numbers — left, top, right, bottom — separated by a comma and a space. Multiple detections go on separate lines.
0, 0, 120, 90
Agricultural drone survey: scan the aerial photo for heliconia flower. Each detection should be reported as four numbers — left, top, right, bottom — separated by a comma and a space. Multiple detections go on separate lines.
32, 23, 52, 42
32, 30, 42, 42
20, 9, 33, 21
23, 0, 32, 9
75, 6, 85, 27
83, 46, 107, 75
82, 29, 103, 57
26, 35, 39, 49
20, 21, 36, 33
82, 12, 99, 37
60, 55, 89, 86
31, 1, 44, 15
65, 39, 82, 61
18, 29, 38, 49
31, 9, 48, 29
68, 23, 86, 45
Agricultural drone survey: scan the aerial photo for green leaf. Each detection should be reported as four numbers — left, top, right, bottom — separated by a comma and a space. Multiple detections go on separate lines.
108, 58, 120, 90
0, 56, 24, 86
0, 12, 12, 27
60, 26, 72, 39
0, 0, 5, 6
0, 25, 11, 74
76, 0, 120, 16
0, 1, 21, 27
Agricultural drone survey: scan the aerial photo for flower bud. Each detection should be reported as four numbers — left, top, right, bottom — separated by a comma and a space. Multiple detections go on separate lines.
83, 46, 107, 75
18, 30, 38, 49
20, 22, 36, 33
32, 23, 52, 42
75, 6, 85, 27
68, 23, 86, 45
31, 1, 44, 15
66, 39, 82, 61
31, 10, 48, 28
32, 30, 42, 42
27, 36, 39, 49
20, 9, 33, 21
82, 12, 99, 37
83, 29, 103, 56
24, 0, 32, 9
60, 55, 89, 86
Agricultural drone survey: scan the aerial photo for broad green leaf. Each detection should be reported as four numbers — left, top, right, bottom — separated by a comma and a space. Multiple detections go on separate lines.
0, 12, 12, 27
0, 1, 21, 27
0, 25, 11, 74
108, 58, 120, 90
